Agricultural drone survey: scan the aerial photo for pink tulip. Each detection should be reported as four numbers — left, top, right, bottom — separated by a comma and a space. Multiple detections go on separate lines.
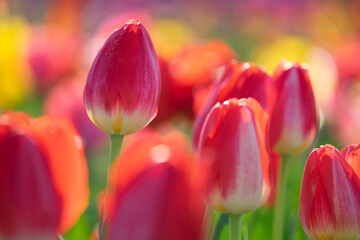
269, 60, 318, 154
299, 144, 360, 240
193, 61, 275, 150
84, 19, 161, 135
198, 98, 271, 214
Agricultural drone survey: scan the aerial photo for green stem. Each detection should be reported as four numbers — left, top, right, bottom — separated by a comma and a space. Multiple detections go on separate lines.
106, 134, 124, 191
272, 155, 291, 240
212, 213, 228, 240
228, 214, 242, 240
99, 134, 124, 240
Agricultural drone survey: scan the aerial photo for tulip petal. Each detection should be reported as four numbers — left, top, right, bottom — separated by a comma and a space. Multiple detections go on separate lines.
309, 178, 334, 239
342, 144, 360, 179
0, 126, 62, 239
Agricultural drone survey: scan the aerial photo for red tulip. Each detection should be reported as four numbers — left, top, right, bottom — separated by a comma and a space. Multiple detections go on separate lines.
265, 152, 281, 207
154, 40, 235, 123
104, 128, 204, 240
299, 144, 360, 240
0, 112, 89, 239
342, 144, 360, 178
167, 40, 236, 87
269, 60, 318, 154
198, 98, 271, 214
84, 19, 161, 135
193, 61, 276, 149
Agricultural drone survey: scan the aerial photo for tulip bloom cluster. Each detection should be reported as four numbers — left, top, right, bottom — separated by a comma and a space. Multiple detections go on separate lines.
193, 61, 276, 149
300, 144, 360, 240
0, 112, 89, 239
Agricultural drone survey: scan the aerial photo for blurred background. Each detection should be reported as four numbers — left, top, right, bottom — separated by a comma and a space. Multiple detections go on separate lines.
2, 0, 360, 239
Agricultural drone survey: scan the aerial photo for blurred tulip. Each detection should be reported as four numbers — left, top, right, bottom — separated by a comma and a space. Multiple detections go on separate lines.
333, 38, 360, 83
103, 128, 204, 240
153, 56, 194, 122
84, 19, 161, 135
329, 79, 360, 146
341, 144, 360, 177
44, 76, 105, 148
0, 112, 89, 239
153, 40, 235, 123
269, 60, 318, 154
265, 152, 281, 207
0, 17, 33, 110
193, 61, 275, 149
27, 26, 81, 89
0, 125, 62, 240
299, 144, 360, 240
45, 0, 85, 34
168, 40, 235, 87
198, 98, 271, 214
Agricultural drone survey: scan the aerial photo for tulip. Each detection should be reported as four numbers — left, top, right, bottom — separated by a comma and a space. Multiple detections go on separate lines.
103, 128, 204, 240
193, 61, 276, 150
27, 26, 81, 89
44, 77, 105, 148
299, 144, 360, 240
197, 98, 271, 214
84, 19, 161, 135
265, 152, 281, 206
0, 112, 89, 239
269, 60, 318, 154
152, 40, 235, 123
329, 79, 360, 146
0, 125, 62, 240
341, 144, 360, 177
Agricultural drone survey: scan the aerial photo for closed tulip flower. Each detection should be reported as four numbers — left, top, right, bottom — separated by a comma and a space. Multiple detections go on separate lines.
269, 60, 318, 154
299, 144, 360, 240
342, 144, 360, 176
103, 128, 204, 240
0, 112, 89, 239
84, 19, 161, 135
198, 98, 271, 214
193, 61, 275, 150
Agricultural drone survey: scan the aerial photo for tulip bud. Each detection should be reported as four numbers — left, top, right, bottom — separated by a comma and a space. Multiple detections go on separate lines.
104, 128, 204, 240
299, 144, 360, 240
341, 144, 360, 176
0, 125, 62, 240
193, 61, 275, 150
198, 98, 271, 214
269, 60, 318, 154
0, 112, 89, 239
84, 19, 161, 135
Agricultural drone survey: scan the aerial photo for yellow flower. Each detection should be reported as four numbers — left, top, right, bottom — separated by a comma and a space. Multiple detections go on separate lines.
0, 16, 33, 110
